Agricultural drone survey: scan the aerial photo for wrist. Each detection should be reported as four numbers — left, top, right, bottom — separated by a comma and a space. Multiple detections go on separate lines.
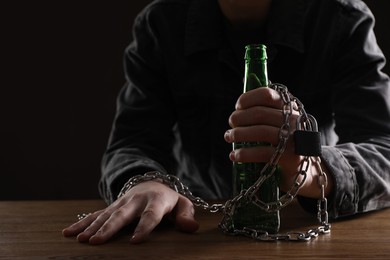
300, 157, 333, 199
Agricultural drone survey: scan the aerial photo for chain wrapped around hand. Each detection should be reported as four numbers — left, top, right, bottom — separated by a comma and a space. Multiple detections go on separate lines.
113, 84, 331, 242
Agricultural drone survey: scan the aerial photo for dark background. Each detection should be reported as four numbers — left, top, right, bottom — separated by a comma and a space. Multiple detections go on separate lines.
1, 1, 389, 200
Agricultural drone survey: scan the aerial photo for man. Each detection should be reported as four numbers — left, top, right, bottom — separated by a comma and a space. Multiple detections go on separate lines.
63, 0, 390, 244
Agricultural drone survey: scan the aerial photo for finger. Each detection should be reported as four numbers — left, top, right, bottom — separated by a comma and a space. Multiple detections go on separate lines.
130, 196, 176, 244
229, 106, 283, 128
229, 146, 275, 163
62, 197, 127, 238
62, 210, 103, 237
88, 202, 141, 245
174, 196, 199, 233
76, 211, 113, 243
236, 87, 283, 110
225, 125, 279, 145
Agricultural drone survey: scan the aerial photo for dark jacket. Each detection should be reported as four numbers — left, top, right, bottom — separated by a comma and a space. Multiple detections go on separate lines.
100, 0, 390, 219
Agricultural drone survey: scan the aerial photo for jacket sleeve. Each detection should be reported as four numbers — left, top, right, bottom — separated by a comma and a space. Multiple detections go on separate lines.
99, 7, 177, 204
320, 3, 390, 218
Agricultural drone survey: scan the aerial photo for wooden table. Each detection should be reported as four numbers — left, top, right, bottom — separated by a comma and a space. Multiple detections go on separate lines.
1, 200, 390, 259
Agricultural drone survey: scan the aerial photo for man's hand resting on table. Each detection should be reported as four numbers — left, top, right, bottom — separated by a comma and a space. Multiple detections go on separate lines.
62, 181, 199, 244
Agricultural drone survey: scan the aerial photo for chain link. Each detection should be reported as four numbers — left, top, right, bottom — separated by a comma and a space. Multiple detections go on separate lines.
115, 84, 330, 242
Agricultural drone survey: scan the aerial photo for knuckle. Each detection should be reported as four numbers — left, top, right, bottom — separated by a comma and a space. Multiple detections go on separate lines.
99, 211, 112, 219
229, 129, 239, 142
99, 222, 113, 233
141, 209, 159, 222
265, 87, 277, 100
229, 112, 240, 127
234, 149, 243, 162
112, 208, 127, 220
93, 211, 111, 225
235, 94, 245, 108
271, 89, 279, 100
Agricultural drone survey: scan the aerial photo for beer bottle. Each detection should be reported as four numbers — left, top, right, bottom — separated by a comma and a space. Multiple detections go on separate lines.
232, 44, 280, 233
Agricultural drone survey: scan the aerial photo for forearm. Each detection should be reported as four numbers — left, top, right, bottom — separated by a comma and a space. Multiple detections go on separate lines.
99, 84, 176, 204
100, 150, 169, 204
321, 137, 390, 218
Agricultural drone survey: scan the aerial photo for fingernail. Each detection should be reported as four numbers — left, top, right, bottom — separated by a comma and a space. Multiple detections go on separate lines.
229, 150, 235, 161
235, 100, 240, 110
131, 231, 139, 241
224, 130, 232, 142
131, 232, 143, 244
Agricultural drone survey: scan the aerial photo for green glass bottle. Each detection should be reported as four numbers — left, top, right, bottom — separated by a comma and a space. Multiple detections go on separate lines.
232, 44, 280, 233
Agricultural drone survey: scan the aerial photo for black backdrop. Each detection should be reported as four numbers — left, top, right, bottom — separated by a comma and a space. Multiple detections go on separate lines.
1, 0, 389, 200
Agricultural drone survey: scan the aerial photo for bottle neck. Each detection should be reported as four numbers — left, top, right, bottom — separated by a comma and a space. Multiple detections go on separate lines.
243, 44, 269, 92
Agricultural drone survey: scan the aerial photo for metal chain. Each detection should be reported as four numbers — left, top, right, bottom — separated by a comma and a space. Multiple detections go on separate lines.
115, 84, 331, 242
117, 171, 224, 212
